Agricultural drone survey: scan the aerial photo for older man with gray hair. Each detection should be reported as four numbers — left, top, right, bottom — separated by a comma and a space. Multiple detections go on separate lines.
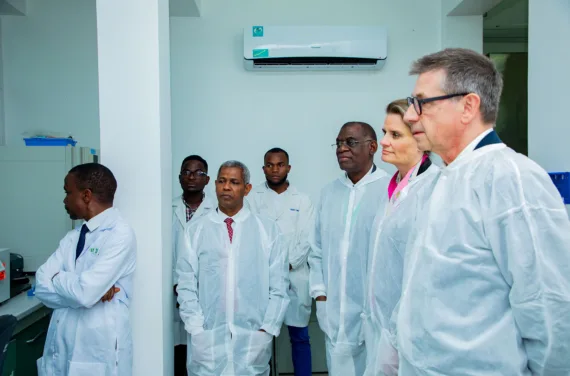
176, 160, 290, 376
396, 48, 570, 375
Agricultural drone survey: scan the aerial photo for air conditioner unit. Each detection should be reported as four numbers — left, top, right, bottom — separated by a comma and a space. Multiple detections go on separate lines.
243, 26, 388, 71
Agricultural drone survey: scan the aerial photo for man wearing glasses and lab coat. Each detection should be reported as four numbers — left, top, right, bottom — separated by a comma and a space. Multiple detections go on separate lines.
35, 163, 137, 376
309, 122, 390, 376
397, 48, 570, 375
172, 155, 214, 374
248, 148, 314, 376
177, 160, 289, 376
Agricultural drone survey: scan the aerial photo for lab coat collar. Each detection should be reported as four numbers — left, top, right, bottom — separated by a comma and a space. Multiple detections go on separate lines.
173, 193, 215, 224
448, 128, 494, 166
83, 207, 117, 232
444, 128, 506, 171
340, 163, 387, 188
254, 181, 299, 196
211, 205, 251, 224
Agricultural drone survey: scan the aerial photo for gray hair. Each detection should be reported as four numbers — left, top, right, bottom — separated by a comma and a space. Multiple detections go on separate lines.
410, 48, 503, 124
218, 160, 251, 184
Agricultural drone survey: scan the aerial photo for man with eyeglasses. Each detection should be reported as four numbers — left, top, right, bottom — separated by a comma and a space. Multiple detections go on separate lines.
397, 48, 570, 375
173, 155, 214, 375
309, 122, 390, 376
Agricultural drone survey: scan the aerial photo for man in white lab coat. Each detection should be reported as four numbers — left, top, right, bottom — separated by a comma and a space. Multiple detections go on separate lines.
35, 163, 137, 376
248, 148, 314, 376
309, 122, 390, 376
172, 155, 214, 374
398, 48, 570, 375
177, 160, 290, 376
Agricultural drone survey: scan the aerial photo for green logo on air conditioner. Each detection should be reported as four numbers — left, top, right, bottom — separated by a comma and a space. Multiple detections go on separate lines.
253, 49, 269, 58
252, 26, 264, 37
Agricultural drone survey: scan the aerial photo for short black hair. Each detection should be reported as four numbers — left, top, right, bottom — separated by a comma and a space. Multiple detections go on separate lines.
342, 121, 378, 141
181, 155, 208, 173
264, 148, 289, 163
68, 163, 117, 205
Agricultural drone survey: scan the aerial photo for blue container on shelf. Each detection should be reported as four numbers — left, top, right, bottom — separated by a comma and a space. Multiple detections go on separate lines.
24, 137, 77, 146
548, 172, 570, 204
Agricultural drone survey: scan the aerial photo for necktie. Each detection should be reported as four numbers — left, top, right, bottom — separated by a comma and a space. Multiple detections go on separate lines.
76, 224, 89, 260
224, 218, 234, 243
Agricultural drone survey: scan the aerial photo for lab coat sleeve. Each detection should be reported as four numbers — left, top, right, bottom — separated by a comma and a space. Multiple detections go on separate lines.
35, 235, 81, 309
260, 224, 290, 336
484, 166, 570, 375
308, 194, 326, 299
289, 196, 315, 270
51, 226, 137, 309
176, 225, 206, 336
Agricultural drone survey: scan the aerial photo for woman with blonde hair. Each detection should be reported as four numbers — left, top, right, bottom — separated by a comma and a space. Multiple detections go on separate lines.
363, 99, 440, 376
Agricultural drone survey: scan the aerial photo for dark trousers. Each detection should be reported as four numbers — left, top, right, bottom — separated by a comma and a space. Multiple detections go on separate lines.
288, 325, 312, 376
174, 344, 188, 376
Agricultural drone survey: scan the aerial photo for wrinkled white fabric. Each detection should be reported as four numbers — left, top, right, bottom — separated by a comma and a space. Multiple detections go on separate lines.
176, 207, 289, 376
172, 195, 215, 346
35, 208, 137, 376
363, 162, 440, 376
309, 165, 390, 376
247, 183, 314, 327
398, 140, 570, 376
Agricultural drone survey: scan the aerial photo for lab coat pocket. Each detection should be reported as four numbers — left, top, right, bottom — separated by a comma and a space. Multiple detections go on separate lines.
68, 360, 106, 376
189, 329, 220, 373
316, 301, 329, 337
245, 330, 273, 366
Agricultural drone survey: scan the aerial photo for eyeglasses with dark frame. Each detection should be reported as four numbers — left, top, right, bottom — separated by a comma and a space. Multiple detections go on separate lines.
407, 93, 470, 115
332, 139, 374, 149
180, 169, 208, 178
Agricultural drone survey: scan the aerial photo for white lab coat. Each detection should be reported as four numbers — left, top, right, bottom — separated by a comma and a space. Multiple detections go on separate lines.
363, 161, 439, 376
176, 207, 289, 376
309, 165, 390, 376
398, 137, 570, 375
35, 208, 137, 376
172, 194, 215, 346
247, 183, 314, 327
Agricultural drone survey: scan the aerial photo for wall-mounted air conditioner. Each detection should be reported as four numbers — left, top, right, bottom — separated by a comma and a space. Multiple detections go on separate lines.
243, 25, 388, 71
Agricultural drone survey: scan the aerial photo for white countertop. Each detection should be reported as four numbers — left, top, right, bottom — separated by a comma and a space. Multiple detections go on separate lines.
0, 277, 45, 320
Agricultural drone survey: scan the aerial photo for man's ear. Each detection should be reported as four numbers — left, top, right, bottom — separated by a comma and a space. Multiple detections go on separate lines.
82, 189, 93, 204
369, 140, 379, 155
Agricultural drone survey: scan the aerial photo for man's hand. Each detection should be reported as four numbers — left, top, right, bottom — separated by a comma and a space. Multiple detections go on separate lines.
101, 286, 120, 302
316, 295, 327, 302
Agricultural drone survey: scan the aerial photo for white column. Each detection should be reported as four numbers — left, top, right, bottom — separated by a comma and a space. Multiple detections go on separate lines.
96, 1, 173, 375
440, 0, 485, 52
528, 0, 570, 171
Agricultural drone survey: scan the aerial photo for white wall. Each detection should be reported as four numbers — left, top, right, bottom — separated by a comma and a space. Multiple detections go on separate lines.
527, 0, 570, 172
1, 0, 99, 148
170, 0, 445, 200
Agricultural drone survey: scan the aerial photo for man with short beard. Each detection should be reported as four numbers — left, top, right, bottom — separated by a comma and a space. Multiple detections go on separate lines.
248, 148, 314, 376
